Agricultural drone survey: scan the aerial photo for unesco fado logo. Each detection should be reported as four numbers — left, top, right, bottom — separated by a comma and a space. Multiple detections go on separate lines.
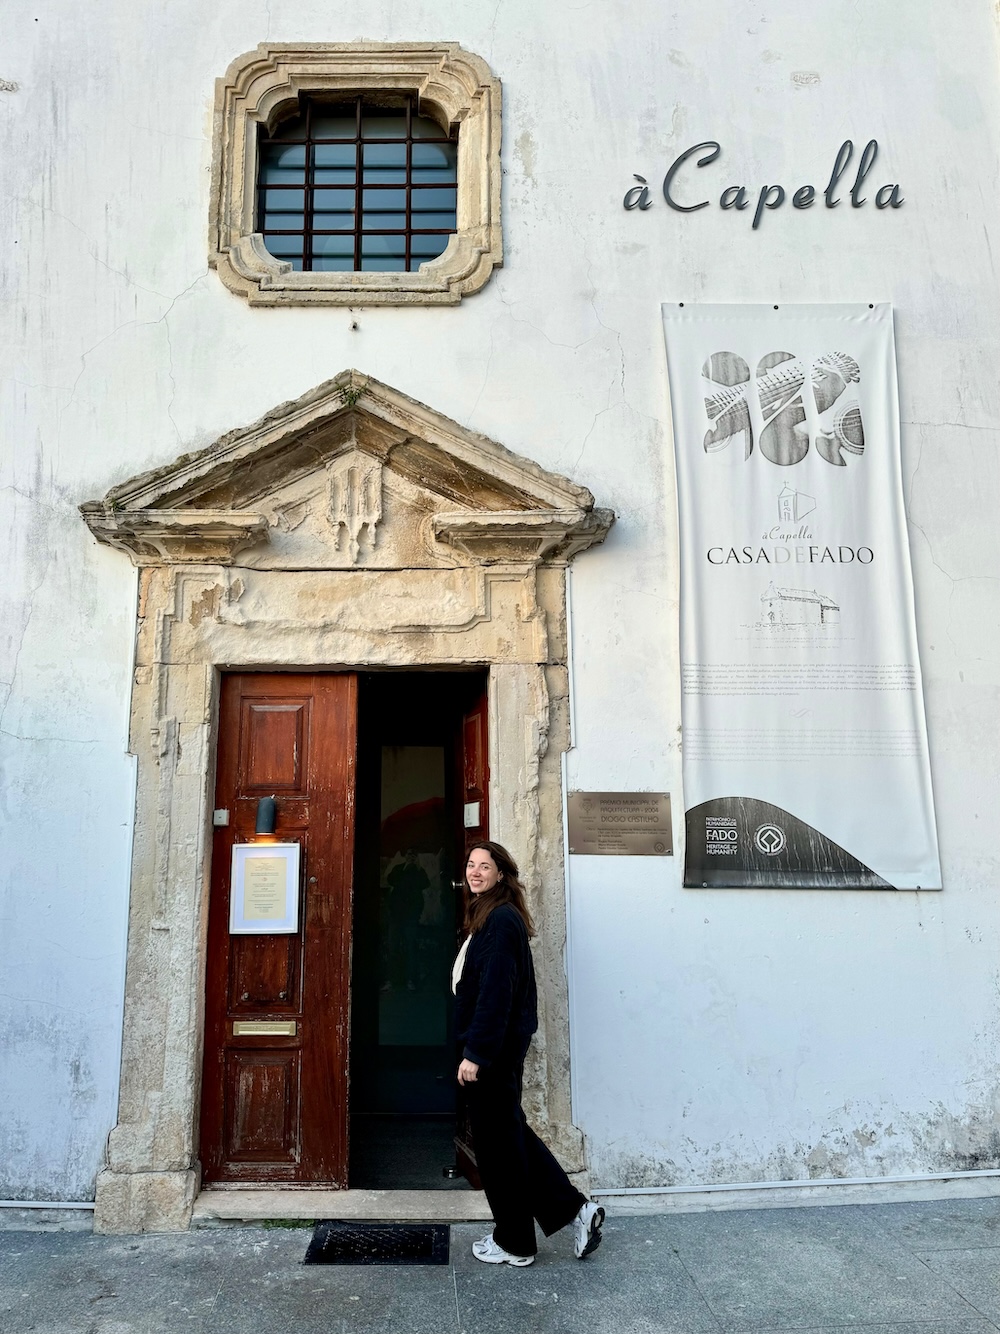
753, 824, 787, 856
705, 817, 738, 857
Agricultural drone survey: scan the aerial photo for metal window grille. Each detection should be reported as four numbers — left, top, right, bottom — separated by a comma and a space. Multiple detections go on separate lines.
256, 95, 459, 273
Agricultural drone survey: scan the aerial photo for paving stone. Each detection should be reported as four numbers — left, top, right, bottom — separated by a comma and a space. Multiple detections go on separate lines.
0, 1231, 234, 1334
452, 1220, 724, 1334
204, 1226, 459, 1334
862, 1197, 1000, 1251
644, 1206, 990, 1330
727, 1325, 998, 1334
2, 1203, 1000, 1334
917, 1248, 1000, 1326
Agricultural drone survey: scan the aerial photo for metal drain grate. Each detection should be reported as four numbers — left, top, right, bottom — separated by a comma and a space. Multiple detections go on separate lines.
304, 1220, 451, 1266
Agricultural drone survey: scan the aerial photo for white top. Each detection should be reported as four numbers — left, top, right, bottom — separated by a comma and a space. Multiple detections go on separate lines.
451, 936, 471, 994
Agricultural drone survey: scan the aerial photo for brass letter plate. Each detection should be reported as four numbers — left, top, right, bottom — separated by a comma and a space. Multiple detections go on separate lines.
567, 791, 673, 856
233, 1020, 297, 1037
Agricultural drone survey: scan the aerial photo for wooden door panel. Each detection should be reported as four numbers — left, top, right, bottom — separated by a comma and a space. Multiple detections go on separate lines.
240, 700, 309, 792
225, 1049, 300, 1161
228, 936, 300, 1011
200, 672, 357, 1186
461, 690, 489, 852
463, 712, 484, 800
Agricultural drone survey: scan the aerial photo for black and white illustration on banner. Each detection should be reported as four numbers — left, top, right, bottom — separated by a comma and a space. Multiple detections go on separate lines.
702, 350, 866, 466
663, 304, 941, 889
757, 583, 840, 637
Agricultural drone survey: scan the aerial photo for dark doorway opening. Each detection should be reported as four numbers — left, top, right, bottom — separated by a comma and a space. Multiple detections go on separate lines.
349, 670, 487, 1189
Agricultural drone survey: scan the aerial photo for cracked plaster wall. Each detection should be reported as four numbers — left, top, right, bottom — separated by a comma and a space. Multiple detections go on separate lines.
4, 0, 1000, 1200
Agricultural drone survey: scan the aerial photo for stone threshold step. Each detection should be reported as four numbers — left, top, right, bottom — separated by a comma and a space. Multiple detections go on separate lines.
192, 1188, 492, 1227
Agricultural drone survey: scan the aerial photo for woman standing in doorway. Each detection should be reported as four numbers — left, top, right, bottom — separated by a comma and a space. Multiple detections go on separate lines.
453, 840, 604, 1266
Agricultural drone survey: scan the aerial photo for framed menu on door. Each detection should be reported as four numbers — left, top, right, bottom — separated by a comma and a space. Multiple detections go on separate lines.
229, 843, 301, 933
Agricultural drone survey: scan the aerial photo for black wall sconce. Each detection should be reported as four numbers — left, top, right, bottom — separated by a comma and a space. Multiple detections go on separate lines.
255, 796, 277, 836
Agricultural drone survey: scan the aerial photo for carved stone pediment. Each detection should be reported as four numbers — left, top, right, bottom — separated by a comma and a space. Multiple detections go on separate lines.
433, 510, 617, 564
80, 371, 614, 568
82, 510, 270, 565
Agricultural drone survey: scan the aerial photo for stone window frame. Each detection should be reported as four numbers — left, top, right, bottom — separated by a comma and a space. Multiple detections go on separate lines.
209, 43, 502, 306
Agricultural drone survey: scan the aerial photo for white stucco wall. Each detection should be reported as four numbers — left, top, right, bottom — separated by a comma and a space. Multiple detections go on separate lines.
3, 0, 1000, 1198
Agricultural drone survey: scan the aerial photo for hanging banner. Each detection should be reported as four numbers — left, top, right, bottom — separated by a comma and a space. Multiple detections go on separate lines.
662, 303, 940, 889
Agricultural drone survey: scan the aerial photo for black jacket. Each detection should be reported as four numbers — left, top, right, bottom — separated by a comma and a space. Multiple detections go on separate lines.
455, 903, 538, 1068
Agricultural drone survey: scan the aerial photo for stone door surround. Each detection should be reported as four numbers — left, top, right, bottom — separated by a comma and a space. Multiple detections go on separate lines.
81, 371, 613, 1232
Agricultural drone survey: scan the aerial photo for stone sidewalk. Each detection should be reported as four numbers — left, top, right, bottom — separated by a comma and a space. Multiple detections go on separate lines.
4, 1197, 1000, 1332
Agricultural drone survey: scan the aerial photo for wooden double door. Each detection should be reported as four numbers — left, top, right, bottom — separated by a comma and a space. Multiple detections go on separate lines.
199, 670, 489, 1187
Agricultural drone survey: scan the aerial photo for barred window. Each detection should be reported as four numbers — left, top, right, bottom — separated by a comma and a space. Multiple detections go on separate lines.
257, 95, 459, 274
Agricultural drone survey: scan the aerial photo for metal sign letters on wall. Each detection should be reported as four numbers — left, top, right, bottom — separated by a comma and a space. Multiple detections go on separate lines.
624, 139, 904, 229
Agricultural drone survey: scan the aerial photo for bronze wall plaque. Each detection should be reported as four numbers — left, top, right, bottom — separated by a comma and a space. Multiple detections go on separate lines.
567, 791, 673, 856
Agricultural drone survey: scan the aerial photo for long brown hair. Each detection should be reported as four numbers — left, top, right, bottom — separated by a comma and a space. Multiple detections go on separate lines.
463, 840, 536, 938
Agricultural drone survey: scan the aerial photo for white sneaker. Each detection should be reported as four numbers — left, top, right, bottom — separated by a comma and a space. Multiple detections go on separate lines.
472, 1232, 535, 1266
573, 1200, 605, 1259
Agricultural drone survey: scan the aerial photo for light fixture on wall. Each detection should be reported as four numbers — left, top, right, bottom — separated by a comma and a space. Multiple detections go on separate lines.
255, 795, 277, 840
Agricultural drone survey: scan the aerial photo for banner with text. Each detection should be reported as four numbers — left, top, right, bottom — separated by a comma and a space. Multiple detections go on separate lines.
663, 303, 940, 888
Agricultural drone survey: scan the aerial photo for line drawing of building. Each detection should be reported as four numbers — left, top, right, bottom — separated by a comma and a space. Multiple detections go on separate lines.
777, 484, 816, 523
761, 582, 840, 626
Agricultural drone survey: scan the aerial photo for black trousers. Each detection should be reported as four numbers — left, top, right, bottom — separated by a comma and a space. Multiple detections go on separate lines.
465, 1037, 586, 1257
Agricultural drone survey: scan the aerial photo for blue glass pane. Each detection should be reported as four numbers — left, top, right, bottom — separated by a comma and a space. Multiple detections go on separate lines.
411, 187, 457, 211
263, 235, 304, 258
412, 142, 456, 170
313, 235, 355, 258
410, 212, 456, 230
260, 144, 306, 171
362, 167, 407, 185
361, 234, 407, 258
313, 214, 355, 232
361, 257, 406, 271
315, 143, 356, 168
411, 113, 450, 140
410, 234, 450, 258
363, 143, 407, 168
314, 167, 356, 185
362, 188, 406, 210
313, 257, 356, 271
412, 166, 456, 184
259, 167, 306, 186
263, 213, 305, 230
269, 117, 307, 142
362, 212, 406, 232
313, 187, 354, 208
261, 188, 305, 211
313, 188, 355, 231
311, 110, 357, 139
361, 109, 408, 138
